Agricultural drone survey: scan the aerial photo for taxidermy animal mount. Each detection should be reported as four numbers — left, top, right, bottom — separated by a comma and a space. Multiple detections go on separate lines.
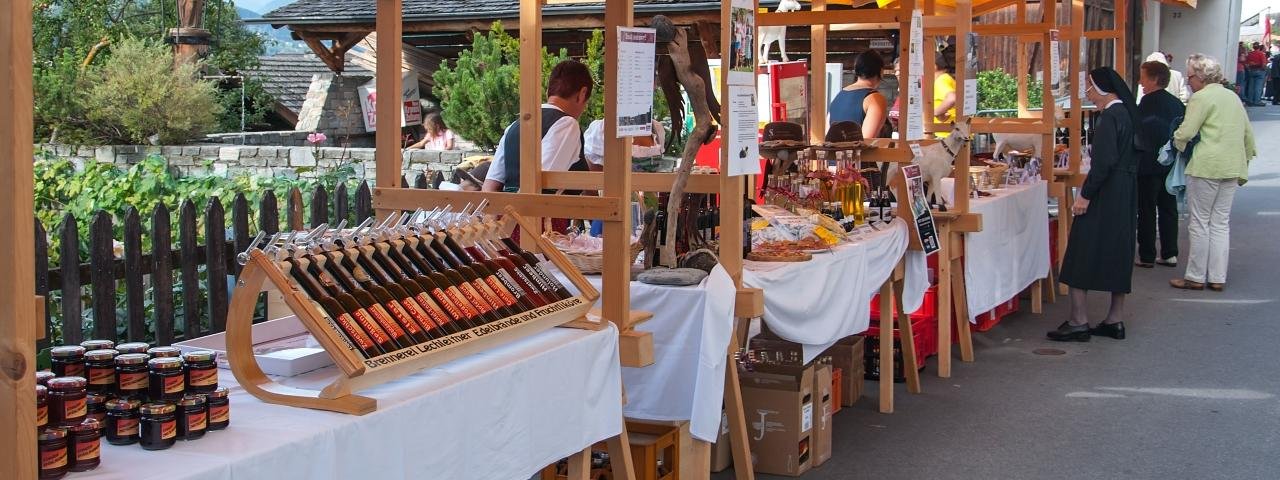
888, 118, 971, 211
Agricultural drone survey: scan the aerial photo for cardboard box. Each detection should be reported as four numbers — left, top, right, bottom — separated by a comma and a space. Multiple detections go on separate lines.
826, 336, 865, 406
811, 363, 834, 468
710, 409, 733, 472
831, 368, 843, 415
739, 363, 814, 477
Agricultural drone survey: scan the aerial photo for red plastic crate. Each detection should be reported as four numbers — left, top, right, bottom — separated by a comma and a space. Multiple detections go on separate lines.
969, 297, 1019, 333
1048, 217, 1060, 267
863, 314, 938, 359
869, 286, 938, 322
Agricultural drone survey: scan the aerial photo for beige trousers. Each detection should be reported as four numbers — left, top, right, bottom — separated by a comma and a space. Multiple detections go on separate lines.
1184, 176, 1238, 284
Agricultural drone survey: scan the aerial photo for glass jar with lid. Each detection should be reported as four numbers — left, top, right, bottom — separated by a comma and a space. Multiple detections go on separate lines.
49, 346, 86, 378
84, 349, 118, 394
47, 377, 87, 427
114, 353, 150, 400
183, 351, 218, 394
139, 403, 178, 450
147, 357, 185, 402
105, 398, 141, 445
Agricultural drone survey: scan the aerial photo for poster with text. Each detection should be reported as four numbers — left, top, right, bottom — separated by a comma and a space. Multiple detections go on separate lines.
901, 164, 940, 255
616, 27, 657, 137
905, 74, 925, 140
358, 72, 423, 133
1049, 30, 1062, 94
727, 85, 762, 176
727, 0, 757, 86
1078, 36, 1088, 99
964, 32, 978, 116
909, 10, 924, 72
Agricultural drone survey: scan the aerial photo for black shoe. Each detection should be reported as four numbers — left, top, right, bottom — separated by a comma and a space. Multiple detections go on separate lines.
1047, 321, 1091, 342
1089, 321, 1125, 340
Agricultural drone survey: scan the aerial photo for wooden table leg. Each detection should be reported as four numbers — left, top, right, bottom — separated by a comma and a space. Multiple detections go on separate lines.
952, 258, 975, 362
937, 226, 953, 378
607, 428, 638, 480
567, 446, 592, 480
878, 280, 894, 413
724, 318, 754, 479
894, 275, 922, 394
1031, 279, 1044, 314
687, 439, 710, 480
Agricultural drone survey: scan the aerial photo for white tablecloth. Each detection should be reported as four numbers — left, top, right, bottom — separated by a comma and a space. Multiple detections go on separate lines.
742, 218, 926, 362
81, 326, 623, 480
953, 180, 1051, 321
555, 266, 737, 443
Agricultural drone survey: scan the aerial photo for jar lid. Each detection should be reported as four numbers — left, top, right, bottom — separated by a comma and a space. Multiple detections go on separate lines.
50, 345, 86, 358
205, 387, 230, 399
38, 427, 68, 441
36, 384, 47, 397
87, 393, 107, 405
46, 376, 87, 389
183, 350, 216, 363
139, 403, 176, 415
80, 339, 115, 350
116, 342, 150, 354
85, 349, 119, 361
147, 346, 182, 358
35, 371, 55, 384
106, 398, 140, 412
148, 357, 183, 370
115, 353, 149, 365
71, 418, 101, 433
178, 395, 207, 407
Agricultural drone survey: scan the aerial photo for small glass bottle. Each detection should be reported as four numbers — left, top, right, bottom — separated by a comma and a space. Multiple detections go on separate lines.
36, 384, 48, 431
84, 349, 118, 394
139, 403, 178, 451
49, 346, 86, 378
177, 394, 208, 440
114, 353, 149, 400
148, 357, 185, 403
37, 426, 69, 479
205, 387, 230, 430
46, 377, 87, 428
183, 351, 218, 394
79, 339, 114, 351
147, 346, 182, 358
69, 419, 101, 472
115, 342, 150, 355
36, 370, 55, 387
105, 398, 141, 445
85, 393, 107, 434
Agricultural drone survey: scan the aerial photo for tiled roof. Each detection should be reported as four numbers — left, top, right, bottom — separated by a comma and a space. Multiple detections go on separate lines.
247, 54, 373, 116
257, 0, 730, 24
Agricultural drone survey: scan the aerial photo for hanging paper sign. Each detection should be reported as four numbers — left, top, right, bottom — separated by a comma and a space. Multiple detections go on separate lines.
616, 27, 658, 137
906, 74, 925, 140
727, 85, 762, 176
908, 9, 924, 72
1049, 30, 1062, 95
727, 0, 757, 86
901, 164, 940, 255
1078, 36, 1088, 99
358, 72, 423, 133
964, 32, 978, 116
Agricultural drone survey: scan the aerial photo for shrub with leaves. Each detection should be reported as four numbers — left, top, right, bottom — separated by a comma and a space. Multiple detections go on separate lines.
82, 38, 223, 144
976, 68, 1044, 113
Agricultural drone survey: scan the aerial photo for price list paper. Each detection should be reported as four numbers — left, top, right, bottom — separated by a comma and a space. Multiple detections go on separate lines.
615, 27, 657, 137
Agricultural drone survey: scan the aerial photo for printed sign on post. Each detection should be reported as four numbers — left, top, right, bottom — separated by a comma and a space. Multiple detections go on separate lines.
1049, 30, 1062, 94
901, 164, 940, 255
358, 72, 423, 133
616, 27, 657, 137
727, 85, 762, 176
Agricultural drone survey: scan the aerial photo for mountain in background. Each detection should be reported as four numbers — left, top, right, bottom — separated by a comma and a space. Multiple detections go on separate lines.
236, 5, 309, 55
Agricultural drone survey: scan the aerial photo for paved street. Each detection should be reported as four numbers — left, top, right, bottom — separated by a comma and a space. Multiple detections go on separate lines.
717, 106, 1280, 480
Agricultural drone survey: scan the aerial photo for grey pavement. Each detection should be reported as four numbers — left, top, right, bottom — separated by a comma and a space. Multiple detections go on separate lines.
716, 106, 1280, 480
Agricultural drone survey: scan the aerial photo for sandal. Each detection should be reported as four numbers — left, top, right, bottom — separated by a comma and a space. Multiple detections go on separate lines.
1208, 283, 1225, 292
1169, 279, 1205, 290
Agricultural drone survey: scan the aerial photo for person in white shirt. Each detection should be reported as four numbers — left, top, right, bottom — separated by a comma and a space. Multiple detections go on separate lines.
483, 60, 594, 193
1137, 52, 1189, 103
582, 119, 666, 168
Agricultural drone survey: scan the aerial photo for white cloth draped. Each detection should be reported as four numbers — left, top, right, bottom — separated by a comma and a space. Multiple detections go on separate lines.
80, 326, 623, 480
950, 180, 1051, 321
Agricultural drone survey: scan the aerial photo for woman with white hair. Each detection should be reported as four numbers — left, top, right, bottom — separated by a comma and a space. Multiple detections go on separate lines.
1169, 54, 1256, 292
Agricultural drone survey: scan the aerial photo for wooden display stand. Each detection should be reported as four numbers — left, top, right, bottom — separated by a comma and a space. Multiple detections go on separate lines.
223, 209, 601, 415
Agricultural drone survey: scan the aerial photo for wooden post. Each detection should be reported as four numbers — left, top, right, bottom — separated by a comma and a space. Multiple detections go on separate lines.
601, 0, 635, 335
809, 0, 827, 143
936, 220, 953, 377
0, 0, 37, 477
374, 0, 404, 220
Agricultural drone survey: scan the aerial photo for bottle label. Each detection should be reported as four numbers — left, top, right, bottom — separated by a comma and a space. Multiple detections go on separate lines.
508, 266, 541, 295
116, 417, 139, 437
520, 263, 554, 293
427, 290, 466, 324
447, 286, 484, 317
414, 293, 454, 328
209, 404, 230, 424
75, 438, 100, 460
487, 274, 521, 306
384, 301, 422, 335
461, 282, 494, 314
188, 367, 218, 387
36, 404, 47, 427
164, 375, 185, 394
474, 279, 509, 310
161, 419, 177, 440
400, 299, 437, 332
88, 366, 115, 385
352, 309, 392, 345
118, 371, 148, 391
41, 445, 67, 470
368, 304, 408, 339
335, 313, 377, 350
63, 397, 87, 419
187, 411, 207, 431
62, 363, 84, 378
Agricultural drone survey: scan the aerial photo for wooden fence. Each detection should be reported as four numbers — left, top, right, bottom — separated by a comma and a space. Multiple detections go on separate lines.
34, 174, 439, 350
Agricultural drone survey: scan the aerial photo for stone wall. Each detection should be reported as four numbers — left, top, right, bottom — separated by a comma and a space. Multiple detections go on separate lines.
39, 144, 482, 183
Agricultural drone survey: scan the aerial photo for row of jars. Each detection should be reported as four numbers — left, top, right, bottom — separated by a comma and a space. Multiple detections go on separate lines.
49, 341, 219, 401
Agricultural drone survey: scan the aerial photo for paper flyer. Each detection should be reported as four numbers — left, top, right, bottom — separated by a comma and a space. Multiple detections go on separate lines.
906, 74, 924, 140
1078, 36, 1088, 98
1049, 30, 1062, 94
909, 10, 924, 72
727, 0, 757, 86
727, 85, 761, 176
964, 32, 978, 116
615, 27, 657, 137
901, 164, 940, 255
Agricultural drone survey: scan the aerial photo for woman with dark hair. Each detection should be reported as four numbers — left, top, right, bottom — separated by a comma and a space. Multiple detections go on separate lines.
829, 50, 890, 139
1049, 67, 1139, 342
932, 45, 958, 137
408, 111, 456, 150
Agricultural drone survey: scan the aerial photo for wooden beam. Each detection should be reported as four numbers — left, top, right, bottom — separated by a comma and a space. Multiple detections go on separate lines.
287, 11, 719, 35
810, 0, 828, 144
542, 172, 723, 194
971, 0, 1019, 16
0, 0, 38, 477
372, 188, 627, 221
600, 0, 634, 336
374, 0, 403, 205
973, 22, 1052, 36
297, 31, 371, 73
759, 8, 901, 26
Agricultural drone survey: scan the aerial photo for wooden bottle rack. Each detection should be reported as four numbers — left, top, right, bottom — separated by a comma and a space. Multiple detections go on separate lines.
225, 208, 602, 415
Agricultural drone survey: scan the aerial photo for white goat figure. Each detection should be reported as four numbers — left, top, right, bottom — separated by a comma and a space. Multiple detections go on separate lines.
758, 0, 802, 65
990, 107, 1065, 161
888, 119, 972, 211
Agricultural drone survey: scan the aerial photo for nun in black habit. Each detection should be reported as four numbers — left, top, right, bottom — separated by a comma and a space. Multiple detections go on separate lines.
1049, 67, 1139, 342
